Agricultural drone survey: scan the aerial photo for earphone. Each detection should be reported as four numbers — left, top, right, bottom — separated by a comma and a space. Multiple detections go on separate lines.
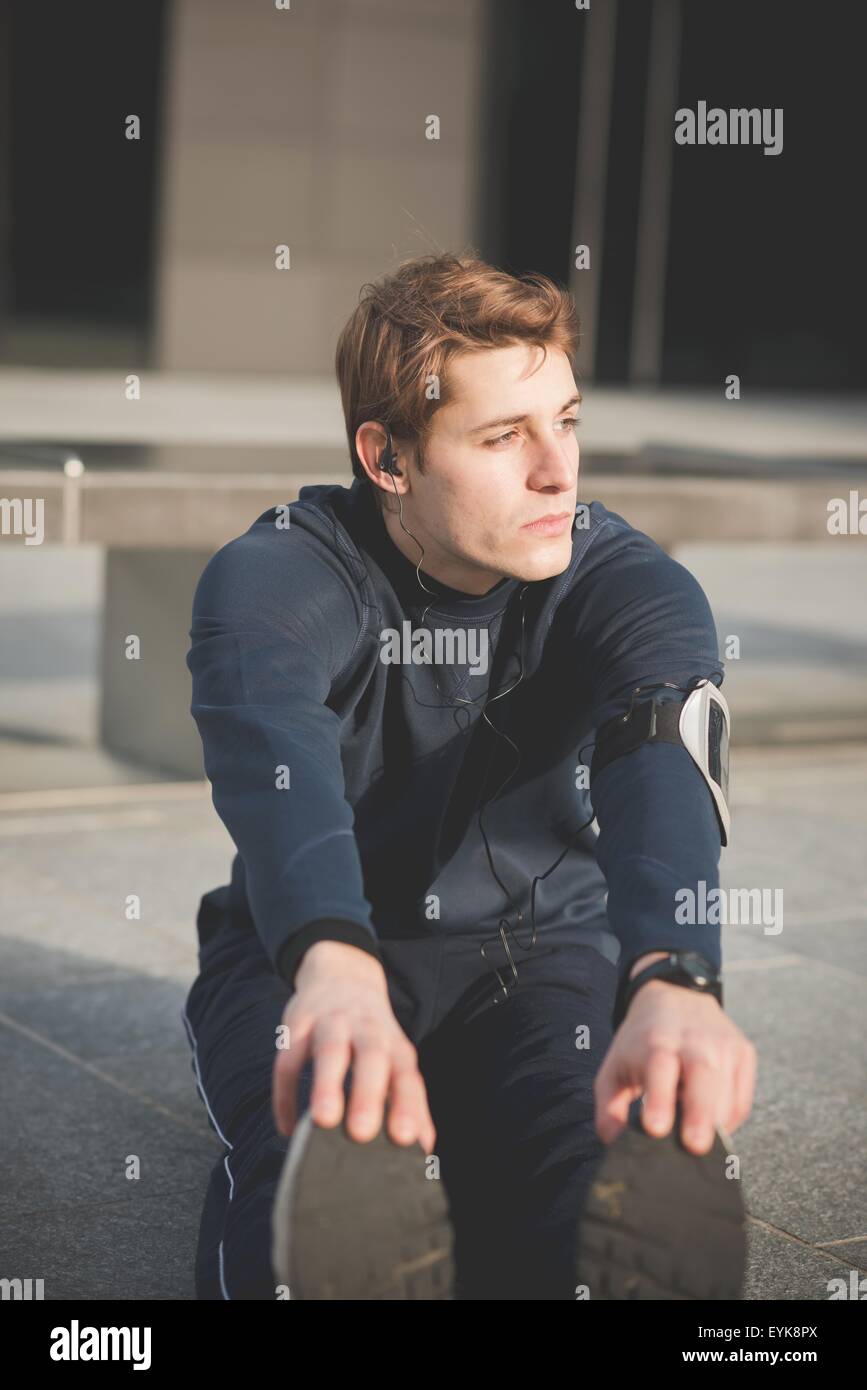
373, 422, 597, 1001
377, 430, 402, 477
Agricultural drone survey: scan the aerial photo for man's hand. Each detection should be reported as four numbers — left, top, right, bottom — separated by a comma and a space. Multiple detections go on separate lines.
594, 955, 757, 1155
271, 940, 436, 1153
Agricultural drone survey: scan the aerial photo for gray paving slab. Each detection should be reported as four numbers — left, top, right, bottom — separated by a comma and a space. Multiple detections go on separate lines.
0, 812, 230, 938
743, 1222, 865, 1302
0, 795, 228, 981
722, 921, 867, 977
0, 1190, 202, 1300
0, 934, 149, 990
0, 924, 195, 990
814, 1240, 867, 1268
0, 973, 198, 1062
722, 746, 867, 977
732, 1056, 866, 1246
1, 999, 217, 1222
87, 1052, 213, 1122
726, 963, 866, 1104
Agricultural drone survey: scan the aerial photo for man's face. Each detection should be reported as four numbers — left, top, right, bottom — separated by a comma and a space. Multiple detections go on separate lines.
387, 343, 580, 594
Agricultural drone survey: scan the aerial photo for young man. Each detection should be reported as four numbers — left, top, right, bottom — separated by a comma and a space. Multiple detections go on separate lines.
182, 252, 755, 1301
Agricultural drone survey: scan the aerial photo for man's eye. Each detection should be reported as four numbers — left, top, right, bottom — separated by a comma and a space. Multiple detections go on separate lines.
484, 417, 580, 448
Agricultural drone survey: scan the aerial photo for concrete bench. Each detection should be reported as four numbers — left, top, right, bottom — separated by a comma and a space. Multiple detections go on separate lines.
2, 466, 864, 775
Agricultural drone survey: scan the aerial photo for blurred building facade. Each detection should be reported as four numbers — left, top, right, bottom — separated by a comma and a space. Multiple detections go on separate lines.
1, 0, 863, 390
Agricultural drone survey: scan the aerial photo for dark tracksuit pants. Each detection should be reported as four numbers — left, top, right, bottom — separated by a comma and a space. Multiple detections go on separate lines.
181, 908, 618, 1301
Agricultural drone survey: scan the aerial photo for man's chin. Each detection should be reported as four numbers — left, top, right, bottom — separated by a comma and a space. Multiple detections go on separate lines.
511, 537, 574, 582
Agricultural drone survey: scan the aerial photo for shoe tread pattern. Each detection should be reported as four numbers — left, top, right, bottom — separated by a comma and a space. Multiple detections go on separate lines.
282, 1120, 456, 1300
576, 1118, 746, 1301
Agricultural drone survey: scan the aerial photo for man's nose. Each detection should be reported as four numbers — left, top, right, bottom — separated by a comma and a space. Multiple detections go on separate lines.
529, 439, 579, 490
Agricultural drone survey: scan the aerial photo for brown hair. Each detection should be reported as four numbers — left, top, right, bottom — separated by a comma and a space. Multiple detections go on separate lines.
334, 251, 581, 488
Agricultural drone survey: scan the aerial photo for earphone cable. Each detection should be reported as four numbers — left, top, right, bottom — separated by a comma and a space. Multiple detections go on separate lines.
382, 438, 595, 1002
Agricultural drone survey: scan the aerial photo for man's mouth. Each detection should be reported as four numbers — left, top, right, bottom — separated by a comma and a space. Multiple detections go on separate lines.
521, 511, 572, 536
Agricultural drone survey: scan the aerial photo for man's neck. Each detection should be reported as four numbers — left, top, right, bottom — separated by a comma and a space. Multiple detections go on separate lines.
379, 503, 504, 597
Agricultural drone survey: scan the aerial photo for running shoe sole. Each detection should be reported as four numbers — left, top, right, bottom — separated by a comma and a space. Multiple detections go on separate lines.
575, 1104, 747, 1300
271, 1109, 456, 1300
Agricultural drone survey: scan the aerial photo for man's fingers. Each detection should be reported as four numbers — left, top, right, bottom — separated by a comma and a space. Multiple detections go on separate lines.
277, 1007, 436, 1154
594, 1061, 642, 1143
386, 1060, 433, 1149
307, 1021, 353, 1128
345, 1039, 392, 1141
725, 1042, 758, 1134
678, 1058, 721, 1153
272, 1020, 313, 1137
640, 1047, 681, 1136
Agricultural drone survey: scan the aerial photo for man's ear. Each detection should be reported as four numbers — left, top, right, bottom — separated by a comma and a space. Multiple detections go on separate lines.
355, 420, 409, 494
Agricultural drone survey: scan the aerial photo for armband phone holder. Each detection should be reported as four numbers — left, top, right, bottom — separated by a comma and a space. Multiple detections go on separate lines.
590, 678, 731, 845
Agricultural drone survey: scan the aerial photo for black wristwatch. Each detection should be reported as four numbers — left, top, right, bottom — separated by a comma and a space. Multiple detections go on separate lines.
613, 950, 723, 1030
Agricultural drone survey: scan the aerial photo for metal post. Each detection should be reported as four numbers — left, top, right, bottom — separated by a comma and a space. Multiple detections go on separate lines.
628, 0, 683, 385
569, 0, 619, 382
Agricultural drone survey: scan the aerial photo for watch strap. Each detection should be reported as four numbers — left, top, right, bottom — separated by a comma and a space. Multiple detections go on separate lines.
613, 951, 723, 1029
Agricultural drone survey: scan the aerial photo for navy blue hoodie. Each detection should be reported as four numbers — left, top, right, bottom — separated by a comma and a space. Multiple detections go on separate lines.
187, 478, 725, 993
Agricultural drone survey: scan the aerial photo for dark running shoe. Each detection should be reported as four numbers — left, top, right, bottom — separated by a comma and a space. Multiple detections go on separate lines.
271, 1109, 456, 1300
574, 1102, 747, 1300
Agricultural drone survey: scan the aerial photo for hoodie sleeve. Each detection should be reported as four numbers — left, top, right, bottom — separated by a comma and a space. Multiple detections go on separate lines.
186, 517, 380, 984
564, 514, 726, 991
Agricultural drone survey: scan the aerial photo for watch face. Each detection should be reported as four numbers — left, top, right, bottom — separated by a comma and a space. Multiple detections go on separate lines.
678, 951, 714, 986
